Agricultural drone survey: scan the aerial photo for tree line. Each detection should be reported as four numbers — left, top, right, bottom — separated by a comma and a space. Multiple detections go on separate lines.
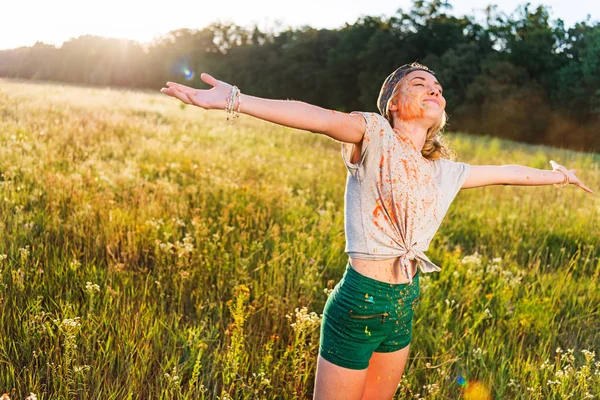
1, 0, 599, 151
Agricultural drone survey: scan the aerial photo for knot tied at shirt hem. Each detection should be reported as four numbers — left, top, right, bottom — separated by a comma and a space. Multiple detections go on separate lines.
398, 247, 441, 284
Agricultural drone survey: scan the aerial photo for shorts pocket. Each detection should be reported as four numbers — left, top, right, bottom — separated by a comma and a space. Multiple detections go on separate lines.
349, 310, 390, 323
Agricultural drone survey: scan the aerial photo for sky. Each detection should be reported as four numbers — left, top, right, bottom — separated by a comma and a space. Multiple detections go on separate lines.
2, 0, 598, 50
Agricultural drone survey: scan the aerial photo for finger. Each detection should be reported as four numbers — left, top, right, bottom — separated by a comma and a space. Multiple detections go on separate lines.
578, 182, 594, 194
570, 169, 578, 173
161, 88, 181, 99
201, 73, 218, 87
167, 82, 197, 96
186, 93, 204, 108
167, 82, 192, 91
170, 87, 192, 105
181, 90, 194, 104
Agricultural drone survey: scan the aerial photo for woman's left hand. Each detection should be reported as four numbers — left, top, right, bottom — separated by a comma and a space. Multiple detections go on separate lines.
550, 160, 594, 194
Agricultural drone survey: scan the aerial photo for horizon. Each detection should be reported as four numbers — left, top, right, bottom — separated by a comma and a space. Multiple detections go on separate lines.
2, 0, 598, 51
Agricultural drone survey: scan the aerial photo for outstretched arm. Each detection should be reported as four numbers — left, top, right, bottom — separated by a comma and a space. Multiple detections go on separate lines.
462, 160, 593, 194
161, 73, 365, 145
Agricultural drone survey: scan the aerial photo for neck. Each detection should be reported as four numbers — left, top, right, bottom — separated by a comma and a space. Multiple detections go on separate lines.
392, 119, 430, 152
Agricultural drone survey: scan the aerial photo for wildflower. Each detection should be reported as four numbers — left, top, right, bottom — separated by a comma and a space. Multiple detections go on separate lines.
26, 394, 37, 400
461, 252, 482, 266
164, 366, 180, 385
69, 259, 81, 270
484, 308, 493, 319
172, 217, 186, 227
540, 359, 551, 370
85, 281, 100, 294
175, 234, 194, 258
286, 306, 321, 331
582, 350, 596, 362
472, 347, 487, 359
58, 317, 81, 335
0, 254, 7, 261
74, 365, 91, 373
423, 383, 439, 394
19, 246, 30, 260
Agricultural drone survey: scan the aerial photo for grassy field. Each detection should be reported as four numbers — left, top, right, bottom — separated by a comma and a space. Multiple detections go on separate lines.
0, 79, 599, 399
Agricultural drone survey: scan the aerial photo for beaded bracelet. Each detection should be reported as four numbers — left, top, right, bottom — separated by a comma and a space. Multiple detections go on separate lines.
234, 90, 242, 119
225, 86, 236, 114
225, 86, 241, 123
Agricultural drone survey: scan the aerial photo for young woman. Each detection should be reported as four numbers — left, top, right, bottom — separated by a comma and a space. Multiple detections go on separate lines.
161, 63, 593, 400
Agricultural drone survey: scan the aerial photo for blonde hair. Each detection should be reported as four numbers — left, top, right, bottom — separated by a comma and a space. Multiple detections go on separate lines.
383, 78, 455, 161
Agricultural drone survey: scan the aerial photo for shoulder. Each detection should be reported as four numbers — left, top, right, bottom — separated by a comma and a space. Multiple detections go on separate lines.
431, 157, 471, 177
350, 111, 390, 129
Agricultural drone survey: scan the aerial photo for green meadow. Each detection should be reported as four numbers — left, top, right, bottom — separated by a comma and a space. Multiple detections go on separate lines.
0, 79, 598, 399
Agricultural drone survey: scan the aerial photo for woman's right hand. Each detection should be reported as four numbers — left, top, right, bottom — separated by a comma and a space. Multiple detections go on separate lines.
160, 73, 232, 110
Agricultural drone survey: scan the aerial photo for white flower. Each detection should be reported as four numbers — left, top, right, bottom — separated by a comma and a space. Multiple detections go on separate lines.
423, 383, 439, 394
540, 359, 551, 370
286, 306, 321, 331
74, 365, 91, 373
85, 281, 101, 294
461, 252, 482, 266
59, 317, 81, 334
19, 246, 30, 259
472, 347, 487, 359
582, 349, 596, 362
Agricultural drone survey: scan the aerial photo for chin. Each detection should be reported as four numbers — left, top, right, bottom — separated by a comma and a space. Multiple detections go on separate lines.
423, 110, 444, 128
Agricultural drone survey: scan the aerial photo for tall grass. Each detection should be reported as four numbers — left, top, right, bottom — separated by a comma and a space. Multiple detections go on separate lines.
0, 79, 598, 399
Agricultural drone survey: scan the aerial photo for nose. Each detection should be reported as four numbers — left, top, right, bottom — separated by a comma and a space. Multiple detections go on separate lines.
428, 86, 440, 96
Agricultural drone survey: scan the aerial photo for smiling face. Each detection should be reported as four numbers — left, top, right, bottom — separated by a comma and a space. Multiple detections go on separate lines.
388, 70, 446, 126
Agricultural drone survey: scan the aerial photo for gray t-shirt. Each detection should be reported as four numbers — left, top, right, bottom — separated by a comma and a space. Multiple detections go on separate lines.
341, 112, 471, 282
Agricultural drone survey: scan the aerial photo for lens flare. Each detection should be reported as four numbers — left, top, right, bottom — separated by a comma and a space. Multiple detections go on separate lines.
183, 68, 195, 80
462, 380, 492, 400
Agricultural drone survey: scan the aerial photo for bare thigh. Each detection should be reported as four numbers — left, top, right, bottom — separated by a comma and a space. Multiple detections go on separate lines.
362, 345, 411, 400
313, 355, 368, 400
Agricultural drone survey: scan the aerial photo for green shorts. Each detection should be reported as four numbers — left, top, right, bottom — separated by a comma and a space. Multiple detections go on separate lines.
319, 262, 420, 370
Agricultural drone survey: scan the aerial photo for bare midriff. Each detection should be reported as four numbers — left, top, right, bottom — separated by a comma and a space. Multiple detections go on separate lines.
349, 257, 418, 285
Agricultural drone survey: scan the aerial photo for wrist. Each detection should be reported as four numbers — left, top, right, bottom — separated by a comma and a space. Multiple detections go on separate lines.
552, 169, 569, 188
224, 86, 241, 122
